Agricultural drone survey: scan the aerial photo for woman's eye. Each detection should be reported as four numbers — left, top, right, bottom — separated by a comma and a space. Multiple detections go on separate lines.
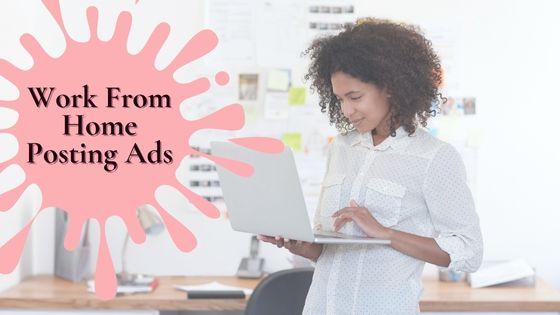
350, 96, 362, 101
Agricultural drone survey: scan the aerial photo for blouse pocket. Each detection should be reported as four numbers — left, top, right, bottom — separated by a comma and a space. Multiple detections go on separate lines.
364, 178, 406, 227
318, 173, 345, 232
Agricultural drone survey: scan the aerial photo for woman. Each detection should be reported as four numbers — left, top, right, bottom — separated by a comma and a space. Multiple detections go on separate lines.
258, 18, 483, 314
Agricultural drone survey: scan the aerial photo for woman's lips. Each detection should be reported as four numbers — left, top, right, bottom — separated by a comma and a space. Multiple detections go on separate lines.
351, 118, 364, 127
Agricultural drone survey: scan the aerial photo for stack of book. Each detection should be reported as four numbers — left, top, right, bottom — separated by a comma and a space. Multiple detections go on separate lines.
87, 276, 159, 296
174, 281, 252, 299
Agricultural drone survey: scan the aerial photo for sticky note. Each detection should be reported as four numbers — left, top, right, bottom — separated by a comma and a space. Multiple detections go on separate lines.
267, 69, 291, 91
288, 87, 306, 106
282, 132, 302, 152
242, 102, 258, 122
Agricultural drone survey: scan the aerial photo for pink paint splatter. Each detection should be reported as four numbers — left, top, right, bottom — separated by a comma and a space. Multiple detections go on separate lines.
0, 0, 282, 299
214, 71, 229, 86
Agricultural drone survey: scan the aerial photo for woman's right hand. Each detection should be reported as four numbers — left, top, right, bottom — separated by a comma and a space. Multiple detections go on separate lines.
257, 235, 323, 262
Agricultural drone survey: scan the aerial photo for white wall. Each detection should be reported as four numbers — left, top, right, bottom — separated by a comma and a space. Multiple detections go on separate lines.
0, 185, 54, 291
470, 0, 560, 288
0, 0, 54, 292
357, 0, 560, 287
1, 0, 560, 291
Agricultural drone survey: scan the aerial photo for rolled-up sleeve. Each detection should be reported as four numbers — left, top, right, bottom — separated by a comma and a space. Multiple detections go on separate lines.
423, 143, 483, 273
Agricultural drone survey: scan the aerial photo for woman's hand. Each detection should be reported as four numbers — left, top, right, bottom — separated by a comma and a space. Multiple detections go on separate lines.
332, 200, 392, 239
333, 201, 453, 267
257, 235, 323, 262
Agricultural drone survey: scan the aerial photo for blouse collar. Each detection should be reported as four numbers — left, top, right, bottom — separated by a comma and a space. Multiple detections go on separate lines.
350, 126, 410, 151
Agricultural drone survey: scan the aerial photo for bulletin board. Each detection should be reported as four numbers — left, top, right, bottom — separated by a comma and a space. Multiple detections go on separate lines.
176, 0, 480, 220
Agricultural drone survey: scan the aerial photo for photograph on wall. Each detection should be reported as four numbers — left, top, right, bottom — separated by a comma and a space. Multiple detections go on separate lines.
239, 73, 259, 101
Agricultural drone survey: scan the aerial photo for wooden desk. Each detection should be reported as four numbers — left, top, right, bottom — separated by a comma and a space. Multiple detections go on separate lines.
421, 277, 560, 312
1, 275, 560, 312
0, 276, 257, 311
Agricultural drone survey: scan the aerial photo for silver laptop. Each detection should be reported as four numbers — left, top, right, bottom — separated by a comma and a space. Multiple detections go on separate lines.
210, 141, 390, 245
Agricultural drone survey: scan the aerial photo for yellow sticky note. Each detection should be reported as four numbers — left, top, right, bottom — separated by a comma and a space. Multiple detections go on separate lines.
282, 132, 302, 152
288, 87, 306, 106
267, 69, 291, 91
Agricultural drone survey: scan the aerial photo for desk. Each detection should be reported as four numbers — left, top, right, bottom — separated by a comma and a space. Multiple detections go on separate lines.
1, 275, 560, 312
0, 276, 256, 312
421, 277, 560, 312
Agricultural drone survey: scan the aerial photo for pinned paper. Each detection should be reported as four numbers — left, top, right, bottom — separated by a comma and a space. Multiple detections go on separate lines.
288, 87, 306, 106
264, 92, 289, 120
282, 132, 302, 151
239, 74, 259, 101
242, 102, 258, 122
267, 69, 291, 91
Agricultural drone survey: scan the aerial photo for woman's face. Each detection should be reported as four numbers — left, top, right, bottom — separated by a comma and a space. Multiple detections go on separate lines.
331, 71, 391, 134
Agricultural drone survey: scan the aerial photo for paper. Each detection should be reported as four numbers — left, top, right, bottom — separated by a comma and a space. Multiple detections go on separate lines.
282, 132, 302, 152
440, 97, 477, 116
288, 87, 306, 106
255, 0, 306, 68
267, 69, 291, 92
468, 259, 535, 288
174, 281, 253, 295
239, 74, 259, 101
264, 92, 289, 119
307, 1, 357, 43
294, 150, 328, 219
205, 0, 257, 66
242, 101, 258, 122
421, 23, 463, 93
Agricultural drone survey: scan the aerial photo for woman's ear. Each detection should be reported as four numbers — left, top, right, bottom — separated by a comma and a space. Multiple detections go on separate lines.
383, 87, 392, 98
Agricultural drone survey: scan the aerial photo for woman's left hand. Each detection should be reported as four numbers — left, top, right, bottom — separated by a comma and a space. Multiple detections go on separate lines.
332, 200, 392, 239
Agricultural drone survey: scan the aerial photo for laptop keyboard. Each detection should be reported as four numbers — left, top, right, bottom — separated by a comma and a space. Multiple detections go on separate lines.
314, 231, 346, 238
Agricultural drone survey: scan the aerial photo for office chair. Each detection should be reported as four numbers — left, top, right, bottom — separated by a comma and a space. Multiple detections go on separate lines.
245, 267, 314, 315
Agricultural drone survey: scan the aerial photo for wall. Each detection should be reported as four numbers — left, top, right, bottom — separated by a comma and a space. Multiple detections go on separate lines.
1, 0, 559, 291
355, 0, 560, 286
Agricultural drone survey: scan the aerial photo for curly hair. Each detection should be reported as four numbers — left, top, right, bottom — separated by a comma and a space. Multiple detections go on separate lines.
303, 17, 444, 136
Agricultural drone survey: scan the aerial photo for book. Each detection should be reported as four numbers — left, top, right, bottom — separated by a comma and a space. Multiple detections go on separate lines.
87, 276, 159, 295
174, 281, 252, 299
186, 290, 246, 299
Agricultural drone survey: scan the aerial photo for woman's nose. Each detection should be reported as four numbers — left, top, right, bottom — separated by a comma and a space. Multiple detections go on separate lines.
341, 101, 355, 118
